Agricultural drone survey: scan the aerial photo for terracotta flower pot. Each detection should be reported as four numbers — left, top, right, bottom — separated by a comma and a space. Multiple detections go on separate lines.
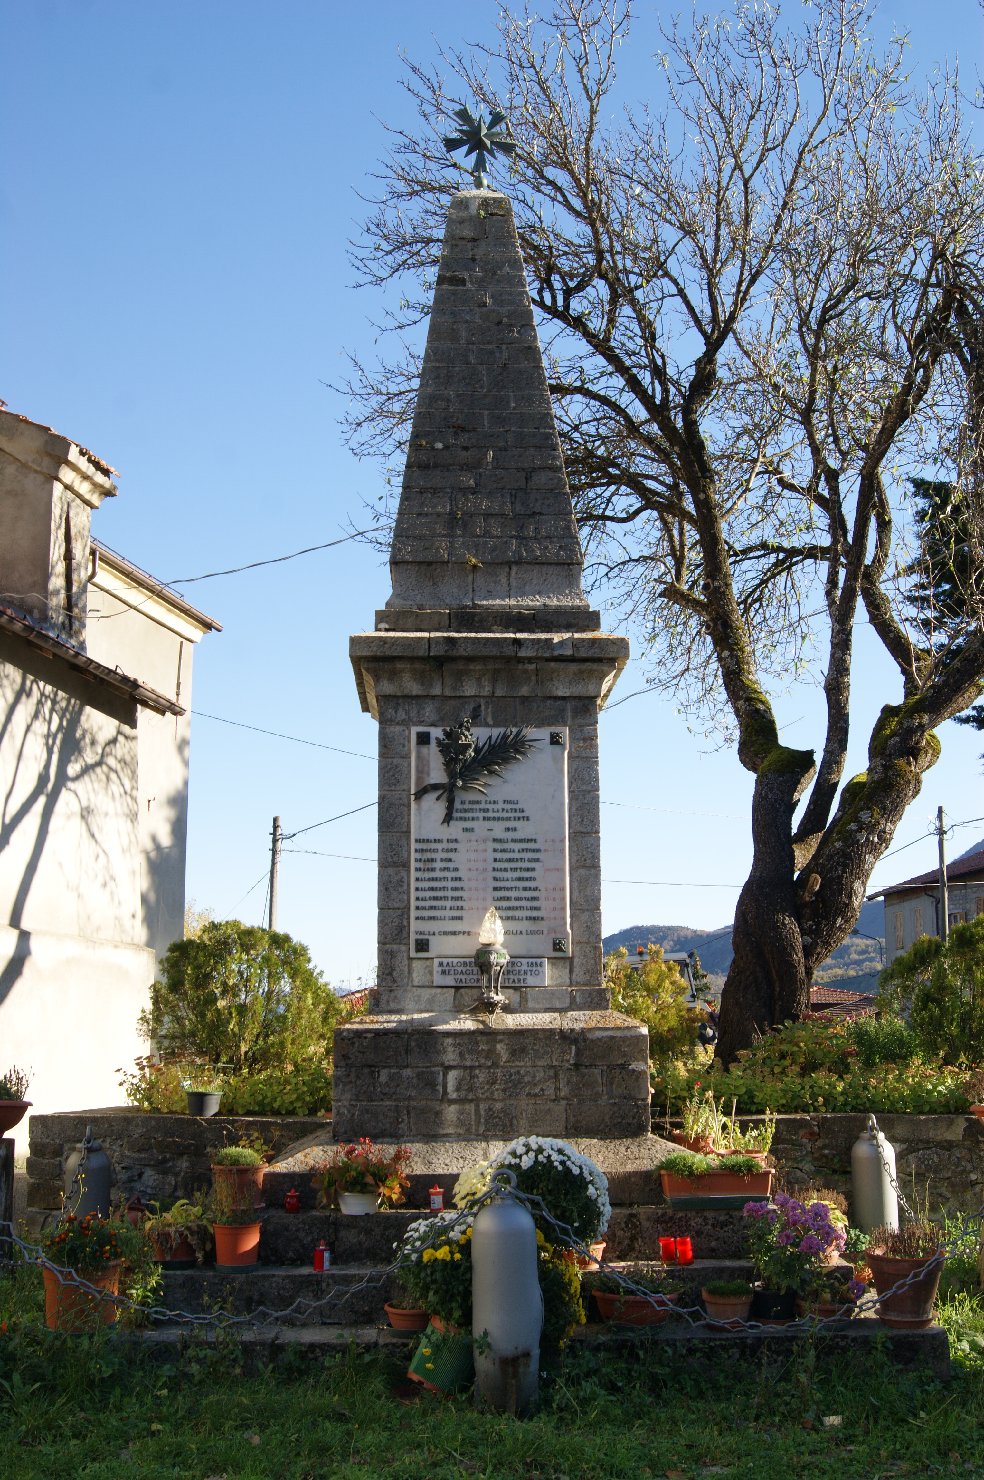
592, 1289, 680, 1326
211, 1163, 265, 1210
42, 1261, 121, 1331
213, 1221, 261, 1268
701, 1288, 753, 1329
660, 1168, 773, 1206
150, 1233, 198, 1268
0, 1100, 31, 1135
384, 1302, 430, 1332
796, 1298, 855, 1321
866, 1249, 943, 1330
669, 1130, 715, 1154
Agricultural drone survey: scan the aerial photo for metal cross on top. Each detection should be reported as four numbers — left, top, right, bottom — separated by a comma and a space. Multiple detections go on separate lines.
443, 105, 516, 188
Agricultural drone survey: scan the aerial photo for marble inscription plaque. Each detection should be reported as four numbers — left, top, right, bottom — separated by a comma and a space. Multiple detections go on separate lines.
411, 726, 570, 957
433, 958, 548, 987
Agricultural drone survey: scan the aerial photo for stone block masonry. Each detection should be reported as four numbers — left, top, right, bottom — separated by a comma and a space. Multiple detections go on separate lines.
331, 1013, 651, 1142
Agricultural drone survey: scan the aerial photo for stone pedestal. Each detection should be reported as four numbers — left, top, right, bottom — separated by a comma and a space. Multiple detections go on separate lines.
332, 1012, 650, 1142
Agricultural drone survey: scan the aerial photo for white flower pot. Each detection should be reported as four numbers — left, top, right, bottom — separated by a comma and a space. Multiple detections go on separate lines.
337, 1191, 379, 1216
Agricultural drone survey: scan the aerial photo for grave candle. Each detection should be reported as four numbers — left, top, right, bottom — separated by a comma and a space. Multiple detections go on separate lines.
674, 1236, 694, 1265
658, 1236, 677, 1263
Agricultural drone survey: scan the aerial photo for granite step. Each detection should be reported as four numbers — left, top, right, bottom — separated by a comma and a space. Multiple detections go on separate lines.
255, 1204, 751, 1264
130, 1319, 949, 1379
159, 1258, 762, 1325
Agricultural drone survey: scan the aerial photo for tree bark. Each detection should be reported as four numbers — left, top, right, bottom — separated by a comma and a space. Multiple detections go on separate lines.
716, 754, 813, 1063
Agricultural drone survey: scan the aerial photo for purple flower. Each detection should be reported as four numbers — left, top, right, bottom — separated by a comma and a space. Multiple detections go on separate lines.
776, 1230, 795, 1246
799, 1234, 823, 1255
743, 1201, 766, 1218
848, 1279, 866, 1299
773, 1192, 791, 1209
766, 1208, 780, 1225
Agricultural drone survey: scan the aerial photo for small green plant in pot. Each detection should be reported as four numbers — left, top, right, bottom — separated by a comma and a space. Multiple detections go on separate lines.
701, 1278, 754, 1327
144, 1197, 213, 1266
584, 1270, 682, 1326
207, 1182, 261, 1268
210, 1142, 268, 1210
0, 1065, 32, 1134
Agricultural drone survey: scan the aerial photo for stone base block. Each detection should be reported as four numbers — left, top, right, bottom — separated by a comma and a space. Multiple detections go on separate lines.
331, 1011, 650, 1141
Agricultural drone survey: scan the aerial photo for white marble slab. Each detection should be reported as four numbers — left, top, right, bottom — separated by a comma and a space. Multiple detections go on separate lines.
410, 725, 570, 958
433, 958, 548, 987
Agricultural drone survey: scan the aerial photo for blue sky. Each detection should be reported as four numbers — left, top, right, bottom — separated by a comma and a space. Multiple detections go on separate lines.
3, 1, 982, 986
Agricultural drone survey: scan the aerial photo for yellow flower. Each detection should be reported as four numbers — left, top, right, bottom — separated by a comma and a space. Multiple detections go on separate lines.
422, 1348, 431, 1356
422, 1249, 435, 1264
425, 1363, 434, 1370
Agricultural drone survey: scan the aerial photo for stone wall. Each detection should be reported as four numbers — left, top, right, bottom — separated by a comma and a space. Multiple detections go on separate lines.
25, 1108, 984, 1220
25, 1110, 325, 1221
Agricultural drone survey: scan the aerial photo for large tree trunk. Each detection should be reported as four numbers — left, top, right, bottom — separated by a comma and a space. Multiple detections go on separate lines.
716, 703, 950, 1064
716, 758, 812, 1063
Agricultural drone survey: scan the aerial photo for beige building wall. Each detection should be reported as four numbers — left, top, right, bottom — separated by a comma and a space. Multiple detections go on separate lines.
0, 411, 217, 1157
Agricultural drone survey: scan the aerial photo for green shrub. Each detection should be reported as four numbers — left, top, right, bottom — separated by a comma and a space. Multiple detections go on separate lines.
211, 1146, 264, 1168
140, 920, 344, 1074
652, 1014, 972, 1114
605, 946, 706, 1071
879, 916, 984, 1064
118, 1057, 334, 1117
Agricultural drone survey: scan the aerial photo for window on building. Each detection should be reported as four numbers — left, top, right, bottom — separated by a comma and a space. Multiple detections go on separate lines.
894, 910, 904, 950
975, 895, 984, 918
913, 905, 924, 938
949, 911, 967, 929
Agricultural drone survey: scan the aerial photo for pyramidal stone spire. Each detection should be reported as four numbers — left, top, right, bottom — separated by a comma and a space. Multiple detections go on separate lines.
385, 190, 592, 628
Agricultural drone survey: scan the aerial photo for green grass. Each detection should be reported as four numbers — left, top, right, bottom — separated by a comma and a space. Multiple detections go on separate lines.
2, 1263, 984, 1480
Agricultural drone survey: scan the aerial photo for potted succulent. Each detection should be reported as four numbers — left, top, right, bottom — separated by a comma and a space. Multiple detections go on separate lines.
742, 1191, 847, 1322
0, 1065, 32, 1135
659, 1150, 773, 1207
208, 1181, 262, 1269
312, 1137, 411, 1214
144, 1197, 213, 1267
585, 1270, 683, 1326
701, 1278, 754, 1328
865, 1222, 945, 1329
211, 1143, 267, 1209
38, 1211, 143, 1330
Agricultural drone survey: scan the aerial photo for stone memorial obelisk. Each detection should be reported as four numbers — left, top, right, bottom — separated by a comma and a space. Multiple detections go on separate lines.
335, 118, 649, 1144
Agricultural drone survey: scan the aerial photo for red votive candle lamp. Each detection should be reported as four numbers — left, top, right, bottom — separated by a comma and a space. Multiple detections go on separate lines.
283, 1187, 301, 1214
659, 1236, 677, 1263
429, 1184, 445, 1212
675, 1236, 694, 1265
313, 1240, 329, 1271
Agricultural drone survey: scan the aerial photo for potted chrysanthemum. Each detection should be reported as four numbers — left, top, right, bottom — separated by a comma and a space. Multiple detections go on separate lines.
458, 1136, 610, 1256
0, 1065, 31, 1135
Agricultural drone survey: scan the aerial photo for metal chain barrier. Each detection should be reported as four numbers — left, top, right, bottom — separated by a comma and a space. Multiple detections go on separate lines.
1, 1167, 980, 1337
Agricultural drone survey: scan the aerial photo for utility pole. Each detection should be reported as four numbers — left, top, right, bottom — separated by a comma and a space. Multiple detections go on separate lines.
937, 805, 949, 943
268, 815, 281, 932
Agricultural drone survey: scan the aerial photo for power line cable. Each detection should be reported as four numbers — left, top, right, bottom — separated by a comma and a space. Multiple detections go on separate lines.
193, 710, 375, 761
282, 801, 378, 841
282, 848, 376, 862
166, 530, 375, 585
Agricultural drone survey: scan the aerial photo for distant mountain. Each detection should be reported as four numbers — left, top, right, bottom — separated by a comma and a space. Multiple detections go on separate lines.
602, 898, 885, 992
